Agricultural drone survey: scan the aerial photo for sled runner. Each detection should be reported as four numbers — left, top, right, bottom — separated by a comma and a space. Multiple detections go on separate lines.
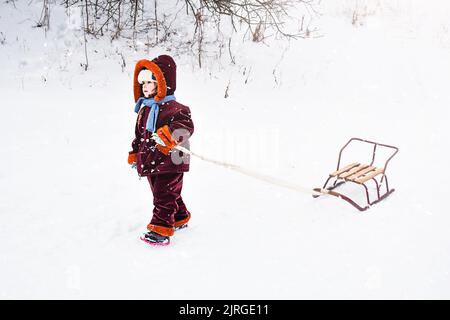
313, 138, 399, 211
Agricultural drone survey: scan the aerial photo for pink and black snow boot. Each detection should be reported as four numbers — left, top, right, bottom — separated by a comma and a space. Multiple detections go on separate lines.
140, 231, 170, 246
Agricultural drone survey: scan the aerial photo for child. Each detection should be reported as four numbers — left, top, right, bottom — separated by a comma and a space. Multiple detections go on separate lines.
128, 55, 194, 246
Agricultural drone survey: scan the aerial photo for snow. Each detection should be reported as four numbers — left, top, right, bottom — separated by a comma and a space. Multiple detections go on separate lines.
0, 0, 449, 299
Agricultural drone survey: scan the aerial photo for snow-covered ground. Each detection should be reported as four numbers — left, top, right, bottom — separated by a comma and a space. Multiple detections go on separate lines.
1, 0, 449, 299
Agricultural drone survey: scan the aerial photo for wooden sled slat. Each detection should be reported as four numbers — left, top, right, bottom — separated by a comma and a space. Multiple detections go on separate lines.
339, 164, 369, 179
354, 167, 384, 184
347, 166, 375, 181
330, 162, 359, 177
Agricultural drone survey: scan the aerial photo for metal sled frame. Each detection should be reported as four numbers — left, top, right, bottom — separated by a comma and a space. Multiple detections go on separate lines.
313, 138, 399, 211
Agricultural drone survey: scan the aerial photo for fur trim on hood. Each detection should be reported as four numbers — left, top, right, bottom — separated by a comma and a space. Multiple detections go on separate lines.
133, 55, 177, 102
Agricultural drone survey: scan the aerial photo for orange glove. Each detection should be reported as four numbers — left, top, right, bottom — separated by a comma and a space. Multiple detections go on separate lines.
155, 125, 178, 155
128, 152, 137, 165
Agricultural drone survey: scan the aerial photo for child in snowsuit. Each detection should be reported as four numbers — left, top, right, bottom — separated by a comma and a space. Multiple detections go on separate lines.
128, 55, 194, 246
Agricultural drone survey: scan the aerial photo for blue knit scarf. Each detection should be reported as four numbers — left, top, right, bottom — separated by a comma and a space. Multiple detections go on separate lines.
134, 95, 176, 133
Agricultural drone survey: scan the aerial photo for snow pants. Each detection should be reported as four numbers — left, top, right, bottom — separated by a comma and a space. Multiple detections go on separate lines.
146, 172, 190, 237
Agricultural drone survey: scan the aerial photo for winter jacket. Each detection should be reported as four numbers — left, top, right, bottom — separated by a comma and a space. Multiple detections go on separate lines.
130, 55, 194, 176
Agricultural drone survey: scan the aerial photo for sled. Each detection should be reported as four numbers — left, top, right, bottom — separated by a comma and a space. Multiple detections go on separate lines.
313, 138, 399, 211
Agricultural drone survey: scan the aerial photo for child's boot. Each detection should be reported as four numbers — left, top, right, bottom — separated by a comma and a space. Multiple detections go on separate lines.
174, 223, 188, 231
174, 211, 191, 231
140, 231, 170, 246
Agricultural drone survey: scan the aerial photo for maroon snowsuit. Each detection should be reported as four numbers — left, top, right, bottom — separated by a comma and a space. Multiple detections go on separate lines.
131, 55, 194, 237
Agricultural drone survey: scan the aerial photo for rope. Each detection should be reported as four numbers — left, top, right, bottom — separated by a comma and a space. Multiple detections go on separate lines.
175, 145, 327, 197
